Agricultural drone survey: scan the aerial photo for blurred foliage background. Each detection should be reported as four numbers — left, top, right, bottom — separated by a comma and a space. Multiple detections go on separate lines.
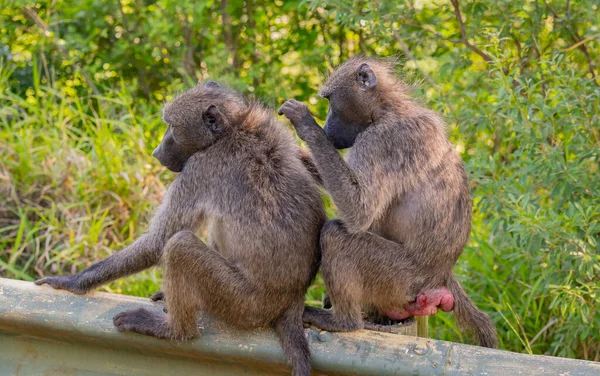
1, 0, 599, 360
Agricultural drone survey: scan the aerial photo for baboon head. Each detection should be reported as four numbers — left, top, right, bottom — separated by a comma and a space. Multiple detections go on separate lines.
319, 56, 398, 149
154, 81, 244, 172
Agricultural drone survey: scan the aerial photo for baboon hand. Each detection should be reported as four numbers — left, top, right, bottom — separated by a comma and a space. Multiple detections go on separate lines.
34, 275, 89, 295
278, 99, 323, 142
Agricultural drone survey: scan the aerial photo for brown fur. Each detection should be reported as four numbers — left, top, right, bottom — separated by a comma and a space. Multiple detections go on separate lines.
36, 82, 325, 375
279, 56, 498, 348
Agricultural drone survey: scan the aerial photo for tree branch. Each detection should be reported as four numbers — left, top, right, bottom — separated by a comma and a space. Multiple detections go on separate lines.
544, 0, 598, 85
449, 0, 493, 64
220, 0, 239, 70
392, 30, 440, 91
22, 7, 101, 95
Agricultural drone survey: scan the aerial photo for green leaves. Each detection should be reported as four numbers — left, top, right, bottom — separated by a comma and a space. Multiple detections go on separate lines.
1, 0, 599, 361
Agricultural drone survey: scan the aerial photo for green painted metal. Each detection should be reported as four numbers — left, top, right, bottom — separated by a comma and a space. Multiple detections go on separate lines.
1, 278, 599, 375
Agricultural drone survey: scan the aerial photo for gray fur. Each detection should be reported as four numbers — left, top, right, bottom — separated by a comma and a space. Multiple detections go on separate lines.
37, 82, 325, 375
279, 56, 498, 348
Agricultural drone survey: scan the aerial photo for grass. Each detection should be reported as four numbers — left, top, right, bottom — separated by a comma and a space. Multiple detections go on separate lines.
0, 63, 487, 337
0, 64, 328, 299
1, 65, 166, 295
2, 63, 599, 361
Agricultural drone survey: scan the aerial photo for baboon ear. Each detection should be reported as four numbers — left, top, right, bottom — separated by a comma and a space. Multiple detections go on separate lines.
202, 104, 224, 133
355, 63, 377, 91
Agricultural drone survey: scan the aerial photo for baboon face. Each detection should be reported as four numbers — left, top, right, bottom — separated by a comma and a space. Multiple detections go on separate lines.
320, 62, 378, 149
153, 82, 228, 172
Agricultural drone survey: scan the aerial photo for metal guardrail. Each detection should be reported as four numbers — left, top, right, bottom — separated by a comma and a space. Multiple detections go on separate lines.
1, 277, 599, 375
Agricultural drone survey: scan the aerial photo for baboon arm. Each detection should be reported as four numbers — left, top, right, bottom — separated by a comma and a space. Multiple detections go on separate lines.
305, 134, 389, 232
36, 187, 203, 293
73, 234, 162, 291
76, 195, 203, 289
278, 99, 390, 231
34, 233, 164, 294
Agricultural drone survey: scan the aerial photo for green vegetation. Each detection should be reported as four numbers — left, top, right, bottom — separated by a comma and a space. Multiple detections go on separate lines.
1, 0, 598, 361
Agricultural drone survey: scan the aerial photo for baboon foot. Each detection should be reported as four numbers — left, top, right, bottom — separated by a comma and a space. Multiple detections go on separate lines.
113, 307, 170, 339
151, 290, 165, 301
303, 306, 362, 332
363, 322, 395, 332
365, 312, 414, 327
150, 291, 168, 312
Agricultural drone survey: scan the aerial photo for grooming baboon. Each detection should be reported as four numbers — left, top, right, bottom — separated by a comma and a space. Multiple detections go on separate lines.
278, 56, 498, 348
36, 81, 325, 375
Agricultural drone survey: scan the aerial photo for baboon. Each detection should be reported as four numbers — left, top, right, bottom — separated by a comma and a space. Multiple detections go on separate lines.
278, 56, 498, 348
36, 81, 325, 375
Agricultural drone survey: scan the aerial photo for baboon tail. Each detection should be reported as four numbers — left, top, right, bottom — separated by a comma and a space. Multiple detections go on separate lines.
446, 275, 498, 348
275, 301, 311, 376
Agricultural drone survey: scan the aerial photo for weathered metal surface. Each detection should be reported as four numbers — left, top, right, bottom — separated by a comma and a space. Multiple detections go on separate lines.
1, 278, 599, 376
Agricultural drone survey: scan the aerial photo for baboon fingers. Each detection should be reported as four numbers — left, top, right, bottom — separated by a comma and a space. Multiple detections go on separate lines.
277, 100, 312, 123
34, 277, 51, 286
34, 275, 88, 295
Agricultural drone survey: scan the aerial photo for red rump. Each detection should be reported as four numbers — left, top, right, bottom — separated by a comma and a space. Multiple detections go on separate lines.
382, 287, 455, 320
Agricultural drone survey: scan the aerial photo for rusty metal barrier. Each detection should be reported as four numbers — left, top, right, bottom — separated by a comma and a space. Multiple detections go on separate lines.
1, 278, 598, 375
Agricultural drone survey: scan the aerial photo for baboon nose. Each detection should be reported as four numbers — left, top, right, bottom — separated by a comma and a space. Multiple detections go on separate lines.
152, 147, 160, 158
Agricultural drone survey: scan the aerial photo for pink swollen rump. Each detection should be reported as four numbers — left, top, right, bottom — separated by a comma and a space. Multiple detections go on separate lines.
383, 287, 455, 320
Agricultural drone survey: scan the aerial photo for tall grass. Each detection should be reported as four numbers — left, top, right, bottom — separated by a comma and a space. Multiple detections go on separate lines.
0, 64, 169, 295
2, 54, 599, 360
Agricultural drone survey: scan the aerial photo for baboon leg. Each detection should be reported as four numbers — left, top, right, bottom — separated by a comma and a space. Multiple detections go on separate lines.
114, 230, 258, 340
320, 220, 454, 324
311, 219, 420, 331
301, 222, 365, 331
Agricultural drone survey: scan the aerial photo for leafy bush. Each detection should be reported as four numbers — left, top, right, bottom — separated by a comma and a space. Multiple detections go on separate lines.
1, 0, 598, 360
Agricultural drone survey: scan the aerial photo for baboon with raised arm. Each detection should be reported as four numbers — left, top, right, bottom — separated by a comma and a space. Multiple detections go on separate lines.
278, 56, 498, 348
36, 81, 325, 375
